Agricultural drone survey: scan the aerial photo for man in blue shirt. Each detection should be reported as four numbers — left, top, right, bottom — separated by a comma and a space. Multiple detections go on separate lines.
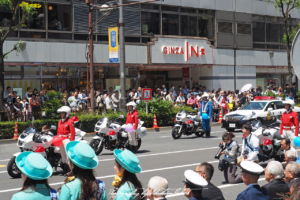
182, 85, 189, 96
3, 86, 13, 102
237, 161, 269, 200
286, 93, 294, 101
170, 84, 177, 100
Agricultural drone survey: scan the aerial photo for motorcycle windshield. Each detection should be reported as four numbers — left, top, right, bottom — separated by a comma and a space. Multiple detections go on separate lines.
100, 118, 109, 128
252, 121, 262, 130
24, 127, 37, 134
97, 118, 108, 126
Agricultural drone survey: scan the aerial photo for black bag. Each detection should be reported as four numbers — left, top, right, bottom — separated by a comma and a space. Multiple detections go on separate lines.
218, 158, 236, 171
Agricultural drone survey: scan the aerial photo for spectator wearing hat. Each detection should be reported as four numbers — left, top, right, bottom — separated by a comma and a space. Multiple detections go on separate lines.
183, 170, 209, 200
147, 176, 168, 200
59, 141, 108, 200
262, 161, 289, 200
236, 161, 269, 200
113, 149, 143, 200
195, 162, 225, 200
286, 92, 294, 101
11, 152, 57, 200
112, 90, 120, 112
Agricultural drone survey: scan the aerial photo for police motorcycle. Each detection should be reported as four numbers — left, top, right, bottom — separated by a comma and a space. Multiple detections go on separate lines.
251, 112, 284, 162
90, 115, 148, 155
7, 117, 87, 178
172, 109, 204, 139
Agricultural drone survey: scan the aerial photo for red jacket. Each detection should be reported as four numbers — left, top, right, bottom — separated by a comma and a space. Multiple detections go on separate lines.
126, 109, 139, 130
280, 110, 299, 136
57, 117, 76, 141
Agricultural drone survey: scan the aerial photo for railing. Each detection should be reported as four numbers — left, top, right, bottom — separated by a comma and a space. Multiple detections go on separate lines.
0, 111, 43, 122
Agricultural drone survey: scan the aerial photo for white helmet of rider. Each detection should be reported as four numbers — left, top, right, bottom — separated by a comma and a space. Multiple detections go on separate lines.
202, 92, 209, 99
283, 100, 295, 109
126, 101, 137, 110
57, 106, 71, 118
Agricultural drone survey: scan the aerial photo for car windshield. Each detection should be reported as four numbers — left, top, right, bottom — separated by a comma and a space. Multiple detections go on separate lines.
240, 102, 267, 110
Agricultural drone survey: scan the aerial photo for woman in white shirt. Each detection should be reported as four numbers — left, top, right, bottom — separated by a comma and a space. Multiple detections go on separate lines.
105, 93, 112, 111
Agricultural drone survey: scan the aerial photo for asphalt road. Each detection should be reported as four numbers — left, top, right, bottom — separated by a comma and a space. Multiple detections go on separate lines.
0, 126, 289, 200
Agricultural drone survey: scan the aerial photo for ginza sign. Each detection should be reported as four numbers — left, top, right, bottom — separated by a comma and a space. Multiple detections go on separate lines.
162, 42, 205, 61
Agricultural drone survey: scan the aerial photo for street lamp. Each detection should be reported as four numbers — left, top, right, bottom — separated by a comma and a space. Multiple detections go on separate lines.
86, 0, 163, 114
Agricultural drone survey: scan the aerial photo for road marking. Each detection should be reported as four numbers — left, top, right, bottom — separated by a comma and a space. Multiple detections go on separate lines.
0, 159, 10, 162
0, 165, 6, 167
160, 136, 172, 138
165, 178, 266, 198
98, 147, 221, 162
0, 171, 7, 173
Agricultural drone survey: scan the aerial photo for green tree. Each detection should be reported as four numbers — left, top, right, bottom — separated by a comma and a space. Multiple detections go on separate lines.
268, 0, 300, 87
0, 0, 37, 114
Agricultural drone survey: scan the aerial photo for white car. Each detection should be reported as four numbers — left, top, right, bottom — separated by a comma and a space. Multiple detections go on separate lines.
222, 100, 300, 132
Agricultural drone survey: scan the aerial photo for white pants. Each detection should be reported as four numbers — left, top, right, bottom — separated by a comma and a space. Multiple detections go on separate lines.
281, 130, 295, 148
128, 131, 137, 146
59, 139, 70, 164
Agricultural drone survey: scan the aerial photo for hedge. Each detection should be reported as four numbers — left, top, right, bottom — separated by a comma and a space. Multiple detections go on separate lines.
0, 106, 195, 139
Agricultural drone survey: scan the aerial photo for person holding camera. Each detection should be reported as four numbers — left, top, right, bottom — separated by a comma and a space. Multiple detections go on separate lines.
218, 132, 242, 184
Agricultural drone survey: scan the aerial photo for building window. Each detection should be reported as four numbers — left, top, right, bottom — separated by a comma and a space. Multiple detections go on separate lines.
253, 22, 265, 42
48, 4, 72, 31
0, 0, 18, 28
20, 31, 46, 38
141, 12, 160, 36
181, 16, 197, 36
162, 6, 179, 12
48, 32, 72, 40
141, 4, 159, 10
162, 14, 179, 35
180, 8, 197, 14
199, 17, 214, 39
266, 23, 279, 42
21, 2, 45, 29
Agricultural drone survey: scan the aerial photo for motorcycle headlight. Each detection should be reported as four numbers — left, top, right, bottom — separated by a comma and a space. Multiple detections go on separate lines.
242, 115, 252, 120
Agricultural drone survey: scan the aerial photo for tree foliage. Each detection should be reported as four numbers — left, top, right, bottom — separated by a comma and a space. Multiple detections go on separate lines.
43, 91, 64, 119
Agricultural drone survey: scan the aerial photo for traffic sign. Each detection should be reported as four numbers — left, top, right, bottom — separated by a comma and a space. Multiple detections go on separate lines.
142, 88, 152, 102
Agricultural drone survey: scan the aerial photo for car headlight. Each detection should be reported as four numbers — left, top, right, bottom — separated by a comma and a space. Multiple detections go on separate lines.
242, 115, 252, 120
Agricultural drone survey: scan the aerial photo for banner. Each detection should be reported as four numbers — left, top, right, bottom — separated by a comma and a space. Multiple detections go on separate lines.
108, 27, 119, 63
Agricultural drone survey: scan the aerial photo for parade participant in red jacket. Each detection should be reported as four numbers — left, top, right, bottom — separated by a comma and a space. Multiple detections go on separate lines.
126, 102, 139, 153
280, 100, 299, 148
57, 106, 75, 174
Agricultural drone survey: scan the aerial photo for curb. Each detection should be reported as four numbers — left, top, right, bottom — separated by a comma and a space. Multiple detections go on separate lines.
0, 123, 222, 145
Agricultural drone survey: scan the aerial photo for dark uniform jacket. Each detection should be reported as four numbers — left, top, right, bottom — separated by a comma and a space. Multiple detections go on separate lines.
262, 179, 289, 200
202, 182, 225, 200
189, 195, 210, 200
236, 184, 269, 200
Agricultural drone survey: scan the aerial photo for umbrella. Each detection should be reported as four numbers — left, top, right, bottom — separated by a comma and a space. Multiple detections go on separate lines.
241, 83, 252, 93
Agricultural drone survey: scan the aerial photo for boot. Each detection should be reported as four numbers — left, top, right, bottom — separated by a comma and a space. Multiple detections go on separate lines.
63, 163, 70, 176
130, 145, 137, 153
205, 131, 210, 138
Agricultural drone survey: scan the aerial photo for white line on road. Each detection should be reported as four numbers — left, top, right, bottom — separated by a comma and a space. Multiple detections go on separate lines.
160, 130, 230, 138
0, 171, 7, 173
0, 159, 10, 162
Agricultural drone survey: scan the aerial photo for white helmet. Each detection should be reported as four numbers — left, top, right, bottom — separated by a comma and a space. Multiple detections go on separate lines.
126, 101, 137, 110
283, 100, 295, 109
202, 92, 209, 99
57, 106, 71, 118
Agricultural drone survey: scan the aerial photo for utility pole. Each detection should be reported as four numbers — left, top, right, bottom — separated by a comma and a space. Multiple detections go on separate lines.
119, 0, 127, 112
87, 0, 95, 114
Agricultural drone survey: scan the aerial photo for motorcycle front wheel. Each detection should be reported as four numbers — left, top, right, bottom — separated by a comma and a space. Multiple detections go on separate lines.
89, 139, 104, 155
195, 131, 205, 137
137, 139, 142, 150
172, 126, 182, 139
7, 156, 21, 178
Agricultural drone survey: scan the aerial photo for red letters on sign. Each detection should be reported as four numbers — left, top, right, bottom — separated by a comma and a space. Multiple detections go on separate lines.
201, 48, 205, 55
162, 43, 205, 61
191, 46, 199, 57
163, 47, 168, 54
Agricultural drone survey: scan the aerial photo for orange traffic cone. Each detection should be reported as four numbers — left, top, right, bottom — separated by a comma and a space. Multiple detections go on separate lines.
153, 114, 159, 129
12, 122, 19, 140
218, 110, 223, 123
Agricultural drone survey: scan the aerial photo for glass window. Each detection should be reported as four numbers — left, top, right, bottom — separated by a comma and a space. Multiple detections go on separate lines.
162, 14, 179, 35
198, 17, 214, 39
48, 33, 72, 40
275, 102, 285, 109
199, 9, 214, 16
253, 22, 265, 42
0, 0, 18, 28
240, 102, 267, 110
141, 12, 160, 36
97, 35, 108, 42
267, 44, 279, 49
141, 4, 159, 10
6, 31, 18, 37
181, 15, 197, 36
24, 66, 40, 76
125, 37, 140, 43
266, 16, 277, 23
253, 43, 265, 49
181, 8, 197, 14
20, 31, 46, 38
48, 4, 71, 31
162, 6, 178, 12
42, 66, 59, 75
4, 65, 21, 76
21, 2, 45, 29
142, 37, 151, 43
266, 23, 279, 42
74, 34, 95, 41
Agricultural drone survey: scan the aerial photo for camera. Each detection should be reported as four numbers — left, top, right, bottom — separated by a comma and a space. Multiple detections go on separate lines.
215, 144, 225, 159
242, 150, 249, 157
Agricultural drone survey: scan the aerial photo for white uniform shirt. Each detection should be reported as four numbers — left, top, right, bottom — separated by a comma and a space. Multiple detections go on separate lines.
241, 134, 260, 161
